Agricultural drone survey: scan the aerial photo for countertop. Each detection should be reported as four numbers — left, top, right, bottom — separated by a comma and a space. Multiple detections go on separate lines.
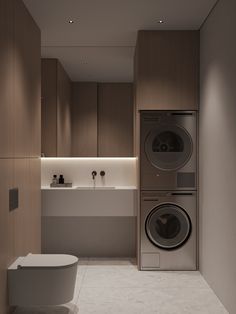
41, 186, 137, 190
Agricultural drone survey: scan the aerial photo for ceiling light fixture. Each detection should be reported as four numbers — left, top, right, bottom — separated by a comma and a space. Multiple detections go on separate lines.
158, 20, 164, 24
68, 20, 74, 24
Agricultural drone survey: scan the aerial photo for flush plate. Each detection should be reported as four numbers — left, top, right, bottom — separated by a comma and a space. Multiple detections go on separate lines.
9, 188, 19, 211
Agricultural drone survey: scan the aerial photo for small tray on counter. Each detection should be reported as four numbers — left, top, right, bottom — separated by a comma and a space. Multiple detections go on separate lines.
50, 183, 72, 188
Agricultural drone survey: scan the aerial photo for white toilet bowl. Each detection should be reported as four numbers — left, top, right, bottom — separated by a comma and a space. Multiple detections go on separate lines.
8, 253, 78, 306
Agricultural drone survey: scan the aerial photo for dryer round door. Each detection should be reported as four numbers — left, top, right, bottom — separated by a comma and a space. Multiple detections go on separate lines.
145, 204, 191, 250
145, 125, 193, 171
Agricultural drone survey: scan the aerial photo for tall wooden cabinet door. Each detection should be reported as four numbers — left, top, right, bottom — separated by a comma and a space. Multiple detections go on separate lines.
29, 158, 41, 253
0, 0, 14, 158
72, 83, 98, 157
41, 59, 58, 157
0, 159, 14, 314
13, 158, 31, 257
14, 0, 41, 158
98, 83, 134, 157
13, 158, 41, 256
57, 62, 72, 157
135, 31, 199, 110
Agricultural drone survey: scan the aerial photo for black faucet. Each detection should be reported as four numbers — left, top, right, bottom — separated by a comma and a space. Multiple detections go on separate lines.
100, 170, 105, 177
92, 171, 97, 180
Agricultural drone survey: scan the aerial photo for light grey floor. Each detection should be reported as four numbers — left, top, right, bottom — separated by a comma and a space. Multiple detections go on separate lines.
15, 258, 228, 314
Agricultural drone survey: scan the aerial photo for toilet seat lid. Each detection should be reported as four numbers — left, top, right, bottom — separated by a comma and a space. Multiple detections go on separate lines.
17, 254, 78, 269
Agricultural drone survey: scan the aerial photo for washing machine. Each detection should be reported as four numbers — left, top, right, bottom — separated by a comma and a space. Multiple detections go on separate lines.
140, 111, 197, 190
140, 191, 197, 270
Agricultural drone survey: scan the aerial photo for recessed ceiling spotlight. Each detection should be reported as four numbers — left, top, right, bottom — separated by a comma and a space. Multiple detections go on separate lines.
68, 20, 74, 24
158, 20, 164, 24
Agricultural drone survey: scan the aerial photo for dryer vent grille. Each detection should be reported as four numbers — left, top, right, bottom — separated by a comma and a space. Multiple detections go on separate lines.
177, 172, 195, 188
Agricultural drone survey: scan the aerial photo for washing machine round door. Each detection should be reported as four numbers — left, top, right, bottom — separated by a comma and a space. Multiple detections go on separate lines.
145, 204, 191, 250
145, 125, 193, 171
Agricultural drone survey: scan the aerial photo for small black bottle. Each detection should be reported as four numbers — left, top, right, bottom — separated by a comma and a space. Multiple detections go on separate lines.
59, 174, 64, 184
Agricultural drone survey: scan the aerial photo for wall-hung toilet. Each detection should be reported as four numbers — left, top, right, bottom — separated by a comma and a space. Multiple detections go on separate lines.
8, 253, 78, 307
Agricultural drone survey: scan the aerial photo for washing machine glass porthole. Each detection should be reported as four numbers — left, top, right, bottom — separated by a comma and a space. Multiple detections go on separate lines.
145, 125, 193, 171
145, 204, 191, 250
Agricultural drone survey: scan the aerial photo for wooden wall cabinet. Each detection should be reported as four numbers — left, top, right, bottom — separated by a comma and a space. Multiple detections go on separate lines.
71, 82, 134, 157
0, 0, 14, 158
134, 30, 199, 111
14, 0, 41, 158
98, 83, 133, 157
41, 58, 72, 157
71, 83, 98, 157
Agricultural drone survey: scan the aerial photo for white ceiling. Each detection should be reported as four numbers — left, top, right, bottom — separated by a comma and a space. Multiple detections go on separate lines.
23, 0, 217, 82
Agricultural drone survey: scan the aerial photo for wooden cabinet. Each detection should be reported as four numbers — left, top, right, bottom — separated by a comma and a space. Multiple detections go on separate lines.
134, 31, 199, 111
29, 158, 41, 252
71, 83, 98, 157
13, 158, 41, 256
0, 0, 14, 158
41, 58, 72, 157
71, 82, 134, 157
41, 59, 57, 156
0, 159, 14, 314
98, 83, 133, 157
0, 0, 40, 159
14, 0, 41, 158
57, 63, 72, 157
13, 159, 31, 257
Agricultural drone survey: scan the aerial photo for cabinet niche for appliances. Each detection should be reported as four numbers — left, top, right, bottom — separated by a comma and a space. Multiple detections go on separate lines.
72, 82, 134, 157
41, 58, 72, 157
134, 30, 199, 111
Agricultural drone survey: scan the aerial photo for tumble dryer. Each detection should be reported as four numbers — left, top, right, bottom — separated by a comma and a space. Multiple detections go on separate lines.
140, 191, 197, 270
140, 111, 197, 190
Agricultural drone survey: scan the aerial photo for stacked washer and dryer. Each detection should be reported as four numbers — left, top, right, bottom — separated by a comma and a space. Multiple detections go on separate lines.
140, 111, 197, 270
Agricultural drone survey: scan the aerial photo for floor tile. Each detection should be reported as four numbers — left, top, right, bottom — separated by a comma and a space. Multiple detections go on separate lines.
77, 286, 228, 314
82, 267, 209, 289
87, 257, 136, 266
14, 259, 228, 314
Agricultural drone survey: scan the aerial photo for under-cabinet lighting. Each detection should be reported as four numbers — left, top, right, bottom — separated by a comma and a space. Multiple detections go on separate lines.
41, 157, 137, 161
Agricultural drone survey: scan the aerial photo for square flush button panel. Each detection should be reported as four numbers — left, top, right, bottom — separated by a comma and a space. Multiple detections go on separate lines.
9, 188, 19, 211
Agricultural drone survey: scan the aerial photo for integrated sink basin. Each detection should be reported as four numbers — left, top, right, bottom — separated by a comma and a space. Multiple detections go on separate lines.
75, 186, 116, 190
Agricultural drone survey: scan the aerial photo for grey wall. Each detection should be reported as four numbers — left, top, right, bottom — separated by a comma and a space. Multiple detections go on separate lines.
200, 0, 236, 313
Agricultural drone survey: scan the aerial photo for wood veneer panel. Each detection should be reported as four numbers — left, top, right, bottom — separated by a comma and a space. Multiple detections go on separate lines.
98, 83, 133, 157
0, 0, 14, 158
29, 158, 41, 253
13, 158, 31, 257
72, 82, 98, 157
13, 158, 41, 258
57, 62, 72, 157
0, 1, 41, 312
135, 31, 199, 110
0, 159, 14, 314
14, 0, 41, 157
41, 59, 58, 157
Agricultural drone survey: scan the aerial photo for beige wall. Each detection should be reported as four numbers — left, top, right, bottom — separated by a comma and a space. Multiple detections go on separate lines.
200, 0, 236, 313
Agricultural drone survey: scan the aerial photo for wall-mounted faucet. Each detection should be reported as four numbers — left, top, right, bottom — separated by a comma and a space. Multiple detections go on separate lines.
100, 170, 105, 177
92, 170, 97, 180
